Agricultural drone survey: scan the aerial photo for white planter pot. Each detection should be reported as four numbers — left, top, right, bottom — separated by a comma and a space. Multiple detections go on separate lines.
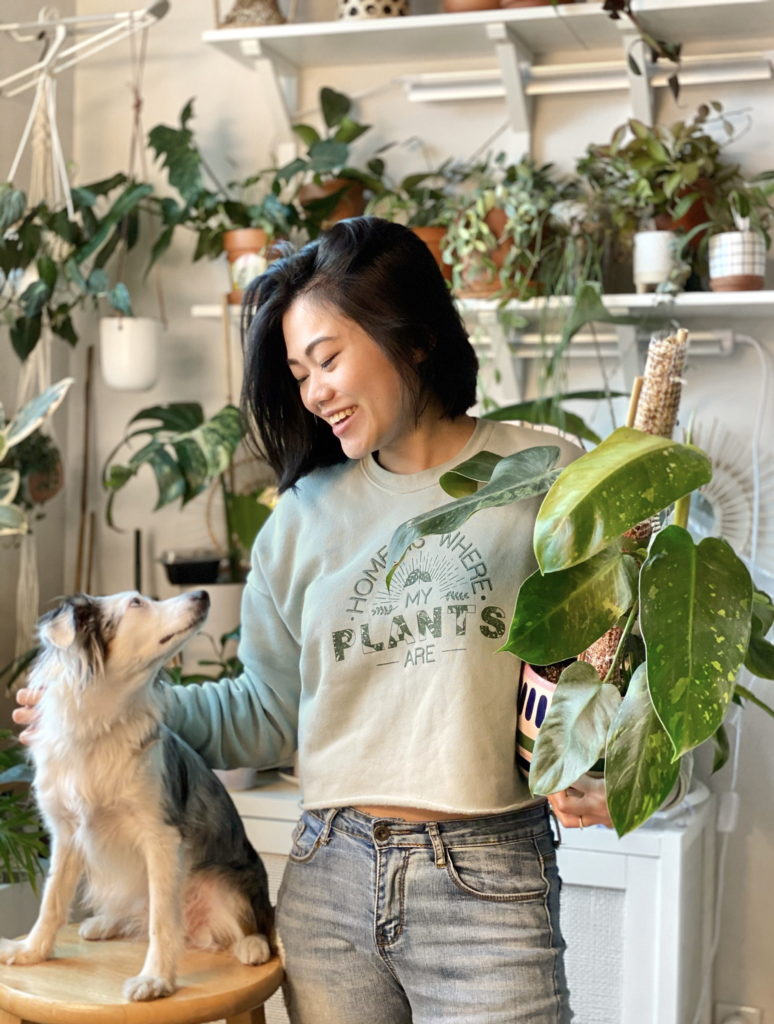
633, 230, 678, 293
0, 879, 41, 938
709, 230, 766, 291
99, 317, 161, 391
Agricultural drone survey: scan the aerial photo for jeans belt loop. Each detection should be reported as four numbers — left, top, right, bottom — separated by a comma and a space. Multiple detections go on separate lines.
426, 822, 446, 868
318, 807, 338, 847
547, 803, 562, 849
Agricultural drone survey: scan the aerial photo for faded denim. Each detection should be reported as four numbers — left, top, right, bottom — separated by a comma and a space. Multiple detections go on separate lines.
276, 802, 572, 1023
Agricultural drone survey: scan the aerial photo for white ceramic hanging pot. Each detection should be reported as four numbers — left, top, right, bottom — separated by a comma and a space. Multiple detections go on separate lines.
709, 230, 766, 291
99, 317, 161, 391
633, 230, 678, 293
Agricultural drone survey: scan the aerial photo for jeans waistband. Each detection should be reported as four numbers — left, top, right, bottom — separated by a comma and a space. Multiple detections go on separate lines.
306, 802, 551, 849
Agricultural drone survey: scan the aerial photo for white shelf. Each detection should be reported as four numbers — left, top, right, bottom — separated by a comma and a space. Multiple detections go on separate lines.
192, 290, 774, 322
203, 0, 774, 69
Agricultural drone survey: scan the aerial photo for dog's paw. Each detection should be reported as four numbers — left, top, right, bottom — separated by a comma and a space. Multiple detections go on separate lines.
79, 915, 123, 941
233, 933, 271, 965
0, 938, 47, 965
123, 973, 177, 1001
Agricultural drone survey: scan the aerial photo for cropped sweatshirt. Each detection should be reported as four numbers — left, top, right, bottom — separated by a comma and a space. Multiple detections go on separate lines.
165, 418, 583, 815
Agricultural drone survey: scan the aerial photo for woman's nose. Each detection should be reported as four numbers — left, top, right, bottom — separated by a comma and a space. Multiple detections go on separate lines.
305, 372, 334, 412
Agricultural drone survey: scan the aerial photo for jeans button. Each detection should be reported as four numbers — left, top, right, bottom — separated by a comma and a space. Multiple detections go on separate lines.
373, 824, 391, 842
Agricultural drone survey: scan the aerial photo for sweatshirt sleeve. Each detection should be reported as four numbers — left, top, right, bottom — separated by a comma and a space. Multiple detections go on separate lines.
163, 561, 301, 771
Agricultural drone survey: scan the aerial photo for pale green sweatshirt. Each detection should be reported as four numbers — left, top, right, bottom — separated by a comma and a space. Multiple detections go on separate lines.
166, 418, 582, 815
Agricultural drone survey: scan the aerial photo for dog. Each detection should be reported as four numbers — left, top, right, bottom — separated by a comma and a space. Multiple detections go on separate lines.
0, 590, 274, 1002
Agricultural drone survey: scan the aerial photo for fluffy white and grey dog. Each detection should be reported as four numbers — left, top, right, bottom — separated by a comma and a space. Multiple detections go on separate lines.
0, 590, 273, 1002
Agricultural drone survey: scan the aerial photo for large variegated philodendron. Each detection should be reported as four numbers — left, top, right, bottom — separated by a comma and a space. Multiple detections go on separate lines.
387, 427, 774, 836
0, 378, 73, 536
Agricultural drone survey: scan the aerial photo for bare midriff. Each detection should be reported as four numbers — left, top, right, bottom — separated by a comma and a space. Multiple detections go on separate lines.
353, 804, 484, 822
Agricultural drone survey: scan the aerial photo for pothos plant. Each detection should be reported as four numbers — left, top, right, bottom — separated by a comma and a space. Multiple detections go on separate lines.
0, 177, 150, 361
0, 729, 48, 891
386, 429, 774, 837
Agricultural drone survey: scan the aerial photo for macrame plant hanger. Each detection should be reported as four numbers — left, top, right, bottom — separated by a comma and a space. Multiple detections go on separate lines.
1, 2, 169, 657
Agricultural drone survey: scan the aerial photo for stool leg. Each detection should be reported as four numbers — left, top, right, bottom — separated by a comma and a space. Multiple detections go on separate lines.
225, 1008, 266, 1024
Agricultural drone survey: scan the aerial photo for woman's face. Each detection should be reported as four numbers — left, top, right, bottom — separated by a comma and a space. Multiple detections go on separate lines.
283, 295, 418, 465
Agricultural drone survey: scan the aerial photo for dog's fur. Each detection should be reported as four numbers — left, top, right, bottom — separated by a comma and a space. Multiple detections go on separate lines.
0, 590, 274, 1002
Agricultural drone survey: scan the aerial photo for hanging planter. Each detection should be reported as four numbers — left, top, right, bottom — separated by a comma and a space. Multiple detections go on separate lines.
99, 317, 161, 391
709, 230, 767, 291
633, 229, 678, 294
223, 227, 271, 305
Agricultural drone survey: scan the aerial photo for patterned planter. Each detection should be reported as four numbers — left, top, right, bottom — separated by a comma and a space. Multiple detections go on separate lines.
709, 230, 766, 291
515, 662, 557, 780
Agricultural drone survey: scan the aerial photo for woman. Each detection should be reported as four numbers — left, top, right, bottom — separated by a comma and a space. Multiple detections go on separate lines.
16, 217, 611, 1023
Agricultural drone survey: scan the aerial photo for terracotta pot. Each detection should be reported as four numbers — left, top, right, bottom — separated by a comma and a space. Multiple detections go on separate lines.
443, 0, 498, 10
412, 225, 452, 281
455, 208, 512, 298
27, 456, 63, 505
500, 0, 572, 7
654, 176, 713, 250
516, 662, 557, 780
709, 230, 766, 291
298, 178, 366, 230
223, 227, 269, 305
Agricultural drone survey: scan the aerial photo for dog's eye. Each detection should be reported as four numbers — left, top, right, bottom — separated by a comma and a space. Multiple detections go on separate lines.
129, 596, 144, 608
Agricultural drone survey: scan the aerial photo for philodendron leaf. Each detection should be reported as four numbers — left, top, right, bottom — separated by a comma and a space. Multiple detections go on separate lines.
0, 503, 28, 535
735, 682, 774, 720
4, 378, 73, 449
605, 664, 681, 836
503, 547, 638, 665
386, 445, 561, 586
535, 427, 712, 573
438, 450, 503, 498
529, 661, 621, 797
641, 526, 753, 758
484, 400, 601, 445
744, 587, 774, 679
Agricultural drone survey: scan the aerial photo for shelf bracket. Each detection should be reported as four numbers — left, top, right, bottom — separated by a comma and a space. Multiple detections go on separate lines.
234, 38, 298, 150
619, 28, 654, 124
485, 22, 533, 158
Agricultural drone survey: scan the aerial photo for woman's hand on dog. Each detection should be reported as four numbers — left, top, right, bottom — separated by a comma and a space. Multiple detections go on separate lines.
12, 687, 41, 743
548, 774, 612, 829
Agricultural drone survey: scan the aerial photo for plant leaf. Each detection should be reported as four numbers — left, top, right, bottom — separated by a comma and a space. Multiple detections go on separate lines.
503, 547, 638, 665
735, 682, 774, 719
438, 450, 503, 497
386, 445, 561, 586
320, 86, 350, 129
535, 427, 712, 572
641, 526, 753, 757
5, 378, 73, 449
605, 664, 681, 836
529, 661, 621, 796
0, 504, 27, 535
484, 400, 600, 445
0, 469, 21, 505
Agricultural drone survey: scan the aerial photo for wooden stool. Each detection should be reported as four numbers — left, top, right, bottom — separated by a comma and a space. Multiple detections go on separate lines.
0, 924, 284, 1024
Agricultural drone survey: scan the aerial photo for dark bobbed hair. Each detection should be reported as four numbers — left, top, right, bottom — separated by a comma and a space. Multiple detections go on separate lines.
240, 216, 479, 491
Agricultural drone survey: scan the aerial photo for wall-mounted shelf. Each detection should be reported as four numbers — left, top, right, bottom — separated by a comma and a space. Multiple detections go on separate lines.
202, 0, 774, 148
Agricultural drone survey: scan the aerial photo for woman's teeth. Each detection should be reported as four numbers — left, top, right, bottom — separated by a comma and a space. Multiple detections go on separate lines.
328, 407, 356, 425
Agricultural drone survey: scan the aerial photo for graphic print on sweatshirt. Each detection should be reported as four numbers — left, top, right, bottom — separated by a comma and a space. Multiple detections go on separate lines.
331, 529, 507, 669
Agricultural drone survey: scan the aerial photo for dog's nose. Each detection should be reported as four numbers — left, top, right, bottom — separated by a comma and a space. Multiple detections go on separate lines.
192, 590, 210, 609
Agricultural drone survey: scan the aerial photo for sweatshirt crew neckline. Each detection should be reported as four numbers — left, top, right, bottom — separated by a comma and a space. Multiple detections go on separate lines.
360, 418, 495, 494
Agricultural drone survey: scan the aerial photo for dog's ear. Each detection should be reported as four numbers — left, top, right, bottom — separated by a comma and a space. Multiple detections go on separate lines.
38, 603, 77, 650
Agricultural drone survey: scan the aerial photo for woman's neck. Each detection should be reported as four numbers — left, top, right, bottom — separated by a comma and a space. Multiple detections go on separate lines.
374, 413, 476, 475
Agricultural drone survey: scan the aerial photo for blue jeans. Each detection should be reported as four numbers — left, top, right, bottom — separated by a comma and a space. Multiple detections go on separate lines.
275, 802, 572, 1023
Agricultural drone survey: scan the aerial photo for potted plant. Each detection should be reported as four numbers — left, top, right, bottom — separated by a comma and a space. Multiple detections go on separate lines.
0, 177, 149, 362
385, 328, 774, 836
441, 155, 578, 299
274, 86, 386, 238
0, 729, 48, 936
102, 402, 275, 584
366, 159, 464, 279
577, 103, 745, 290
697, 173, 774, 291
147, 100, 300, 302
0, 378, 73, 537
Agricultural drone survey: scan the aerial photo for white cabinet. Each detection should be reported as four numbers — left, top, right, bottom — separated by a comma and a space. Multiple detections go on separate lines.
231, 775, 715, 1024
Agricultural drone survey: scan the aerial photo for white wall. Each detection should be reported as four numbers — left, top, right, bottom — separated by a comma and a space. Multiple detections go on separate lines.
2, 0, 773, 1016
